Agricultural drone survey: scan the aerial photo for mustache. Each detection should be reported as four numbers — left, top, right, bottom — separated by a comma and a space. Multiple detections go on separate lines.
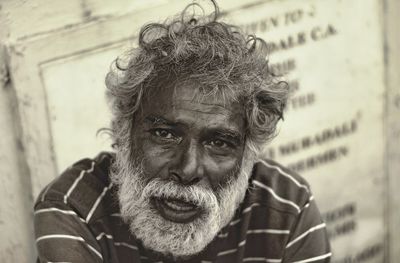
141, 178, 219, 210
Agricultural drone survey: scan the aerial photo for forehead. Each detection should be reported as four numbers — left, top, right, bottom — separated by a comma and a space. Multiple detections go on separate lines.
137, 82, 245, 131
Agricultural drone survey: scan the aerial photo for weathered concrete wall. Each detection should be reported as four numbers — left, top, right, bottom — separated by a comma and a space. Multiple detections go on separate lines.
0, 0, 165, 41
385, 0, 400, 261
0, 46, 35, 262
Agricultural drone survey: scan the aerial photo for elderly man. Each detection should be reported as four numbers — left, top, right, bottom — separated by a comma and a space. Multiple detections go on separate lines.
34, 2, 330, 263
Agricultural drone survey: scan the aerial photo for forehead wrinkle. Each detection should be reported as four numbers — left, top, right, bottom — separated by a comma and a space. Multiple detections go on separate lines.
171, 107, 245, 135
172, 99, 240, 115
171, 86, 235, 107
172, 107, 227, 116
177, 99, 230, 107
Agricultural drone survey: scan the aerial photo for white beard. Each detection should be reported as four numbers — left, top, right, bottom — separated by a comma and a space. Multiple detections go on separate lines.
111, 145, 255, 259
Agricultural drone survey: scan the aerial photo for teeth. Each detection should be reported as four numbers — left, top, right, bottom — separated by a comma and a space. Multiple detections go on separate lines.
163, 199, 196, 212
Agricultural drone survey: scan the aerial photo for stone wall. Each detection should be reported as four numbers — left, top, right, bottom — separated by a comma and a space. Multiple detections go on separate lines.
385, 0, 400, 261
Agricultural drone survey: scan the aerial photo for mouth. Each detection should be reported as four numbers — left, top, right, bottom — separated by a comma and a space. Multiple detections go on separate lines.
152, 197, 202, 223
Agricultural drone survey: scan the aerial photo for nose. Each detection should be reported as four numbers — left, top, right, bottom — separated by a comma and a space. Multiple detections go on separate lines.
169, 139, 204, 185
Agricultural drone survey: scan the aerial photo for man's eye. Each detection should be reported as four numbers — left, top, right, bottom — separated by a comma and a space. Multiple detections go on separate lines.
153, 129, 175, 139
208, 139, 229, 148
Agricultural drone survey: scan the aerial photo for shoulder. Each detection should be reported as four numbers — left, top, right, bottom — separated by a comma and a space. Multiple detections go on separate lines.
35, 152, 116, 222
248, 158, 313, 215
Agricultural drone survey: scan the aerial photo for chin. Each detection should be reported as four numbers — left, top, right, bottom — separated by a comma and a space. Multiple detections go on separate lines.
117, 176, 222, 257
129, 201, 220, 258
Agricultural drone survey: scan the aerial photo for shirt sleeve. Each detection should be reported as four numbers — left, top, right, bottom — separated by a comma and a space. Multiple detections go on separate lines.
283, 196, 331, 263
34, 200, 103, 263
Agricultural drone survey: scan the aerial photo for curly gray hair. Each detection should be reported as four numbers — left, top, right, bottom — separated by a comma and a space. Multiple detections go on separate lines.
105, 1, 289, 155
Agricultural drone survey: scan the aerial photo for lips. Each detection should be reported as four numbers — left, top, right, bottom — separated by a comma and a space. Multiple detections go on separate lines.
152, 197, 201, 223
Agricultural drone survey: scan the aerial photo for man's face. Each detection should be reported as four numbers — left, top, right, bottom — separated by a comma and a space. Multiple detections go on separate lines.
113, 82, 255, 258
133, 82, 246, 214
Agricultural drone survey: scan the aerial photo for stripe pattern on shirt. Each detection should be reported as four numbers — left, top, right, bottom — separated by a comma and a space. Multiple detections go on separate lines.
34, 153, 331, 263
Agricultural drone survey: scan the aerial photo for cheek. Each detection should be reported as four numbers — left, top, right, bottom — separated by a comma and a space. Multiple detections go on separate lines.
137, 138, 174, 179
203, 155, 241, 190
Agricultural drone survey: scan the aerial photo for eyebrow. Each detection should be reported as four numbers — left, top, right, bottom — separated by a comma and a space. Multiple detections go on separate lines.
145, 116, 182, 127
206, 129, 243, 144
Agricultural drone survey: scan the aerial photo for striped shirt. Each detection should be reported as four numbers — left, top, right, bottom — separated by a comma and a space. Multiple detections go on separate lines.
34, 152, 331, 263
